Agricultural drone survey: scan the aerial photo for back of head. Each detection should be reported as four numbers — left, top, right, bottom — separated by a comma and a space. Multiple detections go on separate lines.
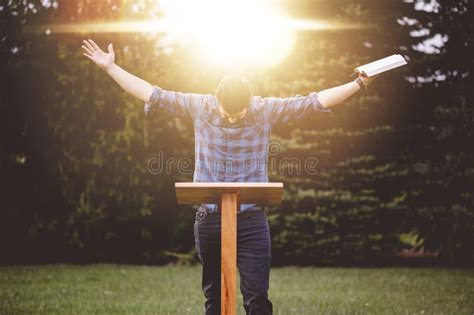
216, 74, 252, 114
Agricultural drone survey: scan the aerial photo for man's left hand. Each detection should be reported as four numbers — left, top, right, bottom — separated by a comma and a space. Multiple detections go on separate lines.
360, 73, 377, 87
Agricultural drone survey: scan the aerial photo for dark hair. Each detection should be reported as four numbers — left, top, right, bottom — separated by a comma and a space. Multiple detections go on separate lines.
215, 75, 252, 114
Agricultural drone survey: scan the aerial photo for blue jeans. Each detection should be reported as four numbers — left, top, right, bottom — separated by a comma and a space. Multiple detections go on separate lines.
194, 205, 273, 315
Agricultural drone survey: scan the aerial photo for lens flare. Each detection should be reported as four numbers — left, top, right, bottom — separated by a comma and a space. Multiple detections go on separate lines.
158, 0, 296, 67
25, 0, 363, 68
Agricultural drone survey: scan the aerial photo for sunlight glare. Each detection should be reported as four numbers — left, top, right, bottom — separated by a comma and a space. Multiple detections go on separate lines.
159, 0, 296, 67
26, 0, 363, 69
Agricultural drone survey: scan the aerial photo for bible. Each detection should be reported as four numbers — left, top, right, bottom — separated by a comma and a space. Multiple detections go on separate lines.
354, 54, 407, 77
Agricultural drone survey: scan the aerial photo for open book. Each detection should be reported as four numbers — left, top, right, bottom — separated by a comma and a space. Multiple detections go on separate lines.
354, 54, 407, 77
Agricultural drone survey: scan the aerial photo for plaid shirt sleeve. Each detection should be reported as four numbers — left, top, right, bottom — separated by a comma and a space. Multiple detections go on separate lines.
262, 92, 330, 125
144, 86, 206, 120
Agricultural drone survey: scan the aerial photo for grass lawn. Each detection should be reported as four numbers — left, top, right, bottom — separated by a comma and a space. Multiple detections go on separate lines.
0, 265, 473, 314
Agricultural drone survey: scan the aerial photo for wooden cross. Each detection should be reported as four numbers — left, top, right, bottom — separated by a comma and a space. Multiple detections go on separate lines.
175, 182, 284, 315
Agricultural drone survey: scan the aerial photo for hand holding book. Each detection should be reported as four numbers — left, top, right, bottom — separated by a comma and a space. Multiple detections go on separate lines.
355, 54, 408, 78
352, 54, 407, 90
317, 54, 407, 107
359, 73, 376, 87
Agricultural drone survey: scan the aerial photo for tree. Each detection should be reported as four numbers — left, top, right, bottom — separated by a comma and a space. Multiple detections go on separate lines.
0, 0, 472, 265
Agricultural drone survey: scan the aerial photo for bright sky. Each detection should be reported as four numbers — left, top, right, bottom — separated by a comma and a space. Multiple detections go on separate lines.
157, 0, 297, 67
21, 0, 445, 69
23, 0, 353, 69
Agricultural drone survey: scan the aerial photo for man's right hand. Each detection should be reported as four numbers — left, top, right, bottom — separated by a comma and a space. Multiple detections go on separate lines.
81, 39, 154, 102
82, 39, 115, 71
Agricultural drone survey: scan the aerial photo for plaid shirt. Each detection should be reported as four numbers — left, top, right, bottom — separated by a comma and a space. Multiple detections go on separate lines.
145, 86, 329, 212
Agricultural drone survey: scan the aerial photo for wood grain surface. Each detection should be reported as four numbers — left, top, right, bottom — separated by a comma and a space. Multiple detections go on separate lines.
175, 182, 283, 205
221, 192, 237, 315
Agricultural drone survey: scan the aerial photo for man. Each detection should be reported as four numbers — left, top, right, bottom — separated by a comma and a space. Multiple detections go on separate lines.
82, 39, 374, 315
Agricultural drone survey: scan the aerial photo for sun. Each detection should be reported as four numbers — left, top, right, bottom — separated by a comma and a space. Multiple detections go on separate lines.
26, 0, 358, 69
158, 0, 297, 68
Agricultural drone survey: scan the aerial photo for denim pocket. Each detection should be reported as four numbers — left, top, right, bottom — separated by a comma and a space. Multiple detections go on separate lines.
195, 208, 208, 224
247, 210, 266, 220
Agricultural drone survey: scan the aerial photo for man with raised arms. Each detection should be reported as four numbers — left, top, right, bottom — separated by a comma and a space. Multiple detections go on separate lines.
82, 39, 375, 315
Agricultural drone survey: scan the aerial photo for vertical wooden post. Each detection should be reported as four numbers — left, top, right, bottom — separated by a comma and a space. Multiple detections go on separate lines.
221, 192, 237, 315
175, 182, 283, 314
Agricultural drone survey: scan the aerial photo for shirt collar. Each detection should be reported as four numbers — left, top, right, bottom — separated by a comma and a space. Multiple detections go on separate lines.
205, 102, 257, 127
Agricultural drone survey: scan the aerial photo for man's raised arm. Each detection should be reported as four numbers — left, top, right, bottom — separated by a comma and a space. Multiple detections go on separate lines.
262, 75, 376, 125
318, 75, 375, 108
82, 39, 206, 121
82, 39, 154, 103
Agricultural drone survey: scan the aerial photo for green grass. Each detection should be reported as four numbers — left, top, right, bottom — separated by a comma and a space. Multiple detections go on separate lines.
0, 265, 473, 314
